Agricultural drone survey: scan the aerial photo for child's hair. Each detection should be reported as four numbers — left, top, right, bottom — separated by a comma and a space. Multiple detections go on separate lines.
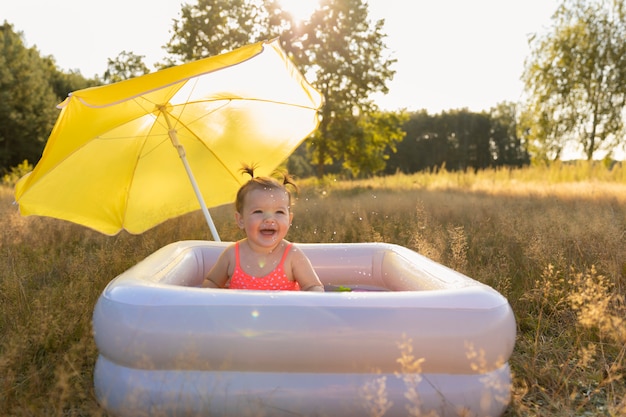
235, 165, 298, 213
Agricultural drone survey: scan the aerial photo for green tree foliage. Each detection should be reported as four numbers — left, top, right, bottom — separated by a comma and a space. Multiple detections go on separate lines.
0, 23, 98, 171
103, 51, 150, 83
339, 110, 407, 177
163, 0, 402, 177
387, 107, 529, 174
0, 22, 58, 170
45, 61, 98, 99
521, 0, 626, 161
490, 102, 530, 167
163, 0, 264, 63
293, 0, 400, 177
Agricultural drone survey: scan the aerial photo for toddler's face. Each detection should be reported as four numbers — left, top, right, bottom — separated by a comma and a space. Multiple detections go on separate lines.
236, 187, 293, 247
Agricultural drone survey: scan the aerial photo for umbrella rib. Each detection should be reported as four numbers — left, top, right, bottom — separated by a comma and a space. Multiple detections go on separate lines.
167, 94, 321, 187
169, 73, 321, 130
70, 41, 271, 110
163, 86, 319, 184
181, 97, 321, 111
162, 106, 240, 185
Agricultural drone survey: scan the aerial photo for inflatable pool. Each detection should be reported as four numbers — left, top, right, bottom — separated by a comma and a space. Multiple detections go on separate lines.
93, 240, 516, 417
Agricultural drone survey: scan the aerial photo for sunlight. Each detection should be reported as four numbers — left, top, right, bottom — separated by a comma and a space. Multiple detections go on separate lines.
277, 0, 319, 24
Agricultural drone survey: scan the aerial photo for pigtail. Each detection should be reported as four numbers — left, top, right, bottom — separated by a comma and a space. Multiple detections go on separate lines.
240, 164, 257, 179
280, 170, 299, 194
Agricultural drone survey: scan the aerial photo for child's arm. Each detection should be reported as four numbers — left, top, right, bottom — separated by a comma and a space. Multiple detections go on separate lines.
202, 246, 234, 288
290, 246, 325, 292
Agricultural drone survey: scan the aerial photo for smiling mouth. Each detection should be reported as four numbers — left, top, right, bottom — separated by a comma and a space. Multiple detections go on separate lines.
260, 228, 276, 236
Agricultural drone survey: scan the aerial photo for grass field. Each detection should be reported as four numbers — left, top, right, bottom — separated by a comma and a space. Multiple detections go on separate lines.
1, 162, 625, 416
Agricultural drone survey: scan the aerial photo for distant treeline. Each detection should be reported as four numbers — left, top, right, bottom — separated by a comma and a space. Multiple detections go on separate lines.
288, 105, 530, 178
386, 107, 530, 174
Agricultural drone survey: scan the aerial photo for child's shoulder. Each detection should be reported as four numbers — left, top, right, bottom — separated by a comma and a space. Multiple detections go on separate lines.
284, 241, 306, 257
219, 241, 240, 259
229, 239, 247, 250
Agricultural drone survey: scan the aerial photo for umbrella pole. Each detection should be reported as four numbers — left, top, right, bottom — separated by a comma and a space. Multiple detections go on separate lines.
162, 112, 220, 241
176, 149, 221, 242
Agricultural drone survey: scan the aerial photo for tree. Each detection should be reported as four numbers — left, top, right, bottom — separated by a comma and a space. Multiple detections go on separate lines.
489, 102, 530, 167
521, 0, 626, 161
342, 110, 407, 177
103, 51, 150, 83
294, 0, 399, 177
163, 0, 401, 177
45, 59, 98, 100
386, 107, 529, 174
0, 22, 58, 171
163, 0, 264, 63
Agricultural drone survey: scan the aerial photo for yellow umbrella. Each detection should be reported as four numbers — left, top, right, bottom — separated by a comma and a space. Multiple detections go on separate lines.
14, 39, 323, 241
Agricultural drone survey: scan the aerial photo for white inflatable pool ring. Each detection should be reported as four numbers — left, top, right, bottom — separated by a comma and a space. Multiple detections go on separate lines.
93, 240, 516, 416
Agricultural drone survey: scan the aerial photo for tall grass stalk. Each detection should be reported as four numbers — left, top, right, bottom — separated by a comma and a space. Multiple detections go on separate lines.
1, 162, 625, 416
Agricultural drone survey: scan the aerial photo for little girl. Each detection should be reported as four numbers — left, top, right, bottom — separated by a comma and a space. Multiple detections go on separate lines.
202, 167, 324, 292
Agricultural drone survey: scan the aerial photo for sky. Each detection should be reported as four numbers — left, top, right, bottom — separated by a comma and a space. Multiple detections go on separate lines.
1, 0, 558, 114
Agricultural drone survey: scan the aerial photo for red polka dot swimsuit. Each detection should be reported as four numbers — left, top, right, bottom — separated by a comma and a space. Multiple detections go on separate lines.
229, 242, 300, 291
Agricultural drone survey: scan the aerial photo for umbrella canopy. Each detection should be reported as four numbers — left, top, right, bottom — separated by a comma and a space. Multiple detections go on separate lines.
14, 39, 323, 240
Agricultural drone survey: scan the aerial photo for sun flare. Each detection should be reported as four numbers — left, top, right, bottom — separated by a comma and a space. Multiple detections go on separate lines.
277, 0, 319, 24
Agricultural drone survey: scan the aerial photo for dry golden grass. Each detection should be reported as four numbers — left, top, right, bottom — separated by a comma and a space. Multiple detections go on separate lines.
1, 162, 625, 416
